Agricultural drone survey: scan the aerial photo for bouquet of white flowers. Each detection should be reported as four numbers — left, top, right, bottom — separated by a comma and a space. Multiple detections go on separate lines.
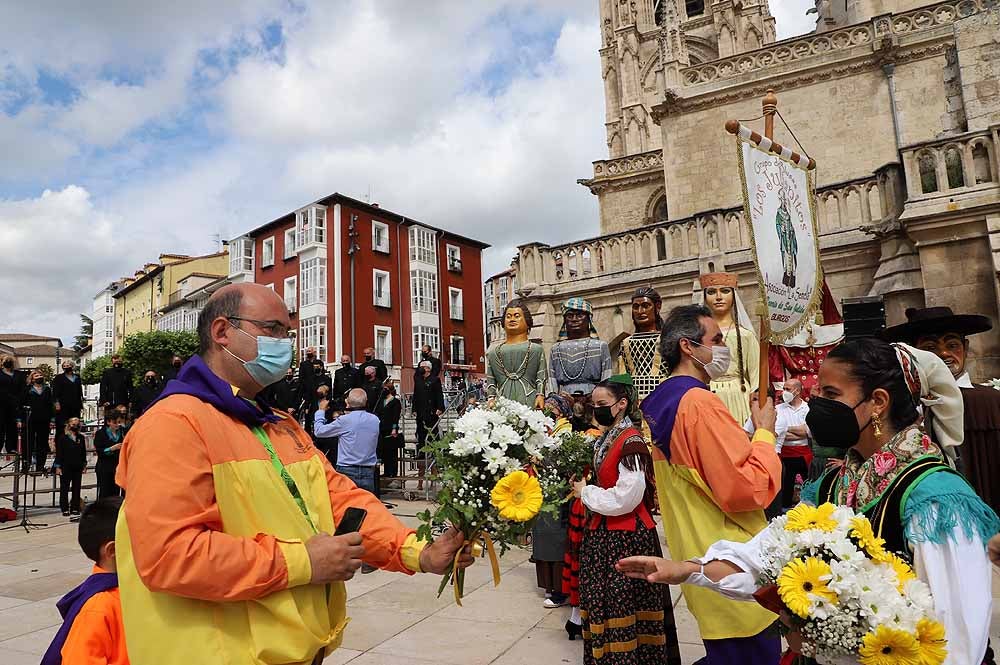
416, 397, 564, 604
753, 503, 947, 665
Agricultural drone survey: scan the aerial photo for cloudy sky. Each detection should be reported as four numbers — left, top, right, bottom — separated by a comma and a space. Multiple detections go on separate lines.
0, 1, 816, 345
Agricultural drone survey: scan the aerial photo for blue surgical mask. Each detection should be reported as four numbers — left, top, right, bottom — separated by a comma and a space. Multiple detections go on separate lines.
224, 323, 294, 387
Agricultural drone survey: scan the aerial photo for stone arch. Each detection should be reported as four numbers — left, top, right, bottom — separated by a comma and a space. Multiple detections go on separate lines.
821, 191, 840, 230
645, 186, 668, 224
972, 140, 994, 184
655, 229, 667, 261
944, 145, 964, 189
686, 223, 700, 255
917, 150, 939, 193
704, 219, 720, 251
718, 23, 736, 58
865, 181, 884, 222
686, 35, 719, 65
640, 52, 661, 89
745, 25, 762, 50
670, 227, 684, 257
843, 186, 863, 228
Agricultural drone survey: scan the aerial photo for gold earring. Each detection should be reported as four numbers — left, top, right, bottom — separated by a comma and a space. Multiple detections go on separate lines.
872, 412, 883, 440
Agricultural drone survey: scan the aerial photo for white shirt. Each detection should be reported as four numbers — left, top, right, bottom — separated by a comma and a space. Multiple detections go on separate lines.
955, 371, 974, 388
743, 399, 810, 453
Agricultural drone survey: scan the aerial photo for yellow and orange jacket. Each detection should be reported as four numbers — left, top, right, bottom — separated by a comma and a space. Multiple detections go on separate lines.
114, 357, 424, 665
58, 566, 129, 665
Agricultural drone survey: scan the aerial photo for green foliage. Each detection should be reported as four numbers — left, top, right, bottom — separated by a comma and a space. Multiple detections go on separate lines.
74, 314, 93, 352
119, 331, 199, 385
81, 355, 112, 385
545, 431, 595, 481
36, 363, 55, 382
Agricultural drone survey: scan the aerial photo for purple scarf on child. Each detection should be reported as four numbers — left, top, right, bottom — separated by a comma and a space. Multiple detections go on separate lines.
40, 572, 119, 665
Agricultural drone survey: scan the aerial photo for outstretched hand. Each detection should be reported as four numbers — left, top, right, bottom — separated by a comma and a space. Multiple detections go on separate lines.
615, 556, 696, 585
420, 526, 475, 575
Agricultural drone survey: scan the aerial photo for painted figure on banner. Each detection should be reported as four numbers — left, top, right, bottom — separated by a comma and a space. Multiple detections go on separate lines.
548, 297, 612, 396
699, 273, 758, 425
486, 298, 547, 410
882, 306, 1000, 517
617, 287, 666, 425
775, 185, 798, 288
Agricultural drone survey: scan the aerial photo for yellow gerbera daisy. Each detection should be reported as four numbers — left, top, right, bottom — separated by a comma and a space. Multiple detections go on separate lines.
881, 552, 917, 592
785, 502, 839, 532
859, 626, 920, 665
490, 470, 543, 522
915, 618, 948, 665
851, 516, 888, 558
776, 557, 838, 619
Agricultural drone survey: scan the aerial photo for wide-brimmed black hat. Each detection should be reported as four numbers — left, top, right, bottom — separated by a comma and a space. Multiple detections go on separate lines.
880, 306, 993, 343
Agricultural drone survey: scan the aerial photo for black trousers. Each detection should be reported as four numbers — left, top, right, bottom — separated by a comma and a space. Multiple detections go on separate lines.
96, 462, 121, 499
378, 434, 400, 478
780, 456, 810, 509
0, 407, 18, 454
60, 467, 83, 513
26, 420, 49, 471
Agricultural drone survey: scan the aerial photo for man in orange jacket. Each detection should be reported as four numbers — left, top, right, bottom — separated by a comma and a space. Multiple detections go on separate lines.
114, 283, 473, 665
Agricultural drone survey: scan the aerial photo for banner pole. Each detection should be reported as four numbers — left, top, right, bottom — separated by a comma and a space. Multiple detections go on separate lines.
758, 89, 778, 400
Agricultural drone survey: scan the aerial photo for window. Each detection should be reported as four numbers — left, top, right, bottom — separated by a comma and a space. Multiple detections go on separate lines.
300, 257, 327, 307
229, 236, 254, 275
284, 276, 298, 313
375, 325, 393, 364
372, 220, 390, 253
373, 269, 391, 307
296, 206, 327, 248
410, 269, 438, 314
408, 226, 436, 265
412, 326, 440, 366
446, 244, 462, 272
262, 237, 275, 267
300, 316, 327, 361
25, 358, 34, 366
284, 228, 296, 259
450, 335, 466, 365
449, 287, 464, 320
105, 330, 112, 338
105, 305, 113, 313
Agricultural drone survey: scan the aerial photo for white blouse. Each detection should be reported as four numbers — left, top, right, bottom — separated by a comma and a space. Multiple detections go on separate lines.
684, 508, 992, 664
580, 464, 646, 516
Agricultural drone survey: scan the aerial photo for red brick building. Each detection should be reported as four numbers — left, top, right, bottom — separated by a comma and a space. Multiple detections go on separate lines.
229, 193, 489, 392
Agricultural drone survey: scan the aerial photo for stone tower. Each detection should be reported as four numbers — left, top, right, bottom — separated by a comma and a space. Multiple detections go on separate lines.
582, 0, 778, 234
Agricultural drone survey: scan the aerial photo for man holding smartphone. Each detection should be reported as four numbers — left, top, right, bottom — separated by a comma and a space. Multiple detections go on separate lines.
113, 284, 474, 665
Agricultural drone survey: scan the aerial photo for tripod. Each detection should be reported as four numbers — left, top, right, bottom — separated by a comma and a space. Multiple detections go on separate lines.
1, 408, 49, 533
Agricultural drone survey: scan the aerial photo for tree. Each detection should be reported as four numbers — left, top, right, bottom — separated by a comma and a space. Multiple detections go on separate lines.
74, 314, 93, 352
81, 355, 112, 385
119, 331, 199, 385
36, 363, 55, 382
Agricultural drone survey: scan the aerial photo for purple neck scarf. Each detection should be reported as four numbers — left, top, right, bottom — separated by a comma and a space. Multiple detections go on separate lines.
41, 572, 119, 665
640, 375, 708, 460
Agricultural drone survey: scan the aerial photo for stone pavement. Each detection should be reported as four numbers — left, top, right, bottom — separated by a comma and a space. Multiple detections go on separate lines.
0, 475, 997, 664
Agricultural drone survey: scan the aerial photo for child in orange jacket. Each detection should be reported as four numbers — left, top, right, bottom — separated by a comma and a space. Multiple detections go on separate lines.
41, 497, 129, 665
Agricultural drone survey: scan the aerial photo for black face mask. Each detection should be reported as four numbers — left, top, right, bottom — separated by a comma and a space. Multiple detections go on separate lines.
173, 361, 182, 368
145, 377, 156, 385
33, 379, 43, 385
113, 363, 123, 368
593, 404, 617, 428
69, 425, 80, 432
421, 352, 430, 359
805, 395, 872, 450
2, 361, 12, 369
364, 354, 374, 361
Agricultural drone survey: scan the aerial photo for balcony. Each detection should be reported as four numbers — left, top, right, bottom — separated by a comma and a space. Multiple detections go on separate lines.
901, 128, 999, 202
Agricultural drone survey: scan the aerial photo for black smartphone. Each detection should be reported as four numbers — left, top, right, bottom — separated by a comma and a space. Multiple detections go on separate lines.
334, 507, 367, 536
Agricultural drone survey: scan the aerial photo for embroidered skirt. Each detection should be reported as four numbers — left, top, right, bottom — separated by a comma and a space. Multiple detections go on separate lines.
579, 523, 681, 665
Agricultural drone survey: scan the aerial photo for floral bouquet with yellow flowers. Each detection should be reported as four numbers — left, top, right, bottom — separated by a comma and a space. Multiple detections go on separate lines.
416, 397, 564, 604
754, 503, 947, 665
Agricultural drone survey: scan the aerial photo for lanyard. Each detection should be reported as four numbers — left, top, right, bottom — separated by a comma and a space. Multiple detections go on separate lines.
251, 426, 317, 533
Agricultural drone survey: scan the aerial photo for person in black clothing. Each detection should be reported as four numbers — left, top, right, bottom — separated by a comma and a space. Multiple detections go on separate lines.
412, 361, 445, 489
54, 417, 87, 515
99, 355, 133, 410
297, 347, 318, 410
357, 347, 388, 387
417, 345, 441, 379
360, 366, 385, 417
52, 360, 84, 438
0, 355, 22, 454
131, 370, 162, 418
93, 411, 125, 499
265, 368, 299, 414
332, 355, 359, 410
378, 380, 403, 485
20, 371, 54, 472
161, 355, 184, 383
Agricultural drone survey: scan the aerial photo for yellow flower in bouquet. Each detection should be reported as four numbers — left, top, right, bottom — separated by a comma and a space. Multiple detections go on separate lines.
851, 516, 888, 559
785, 502, 839, 532
777, 557, 838, 619
915, 618, 948, 665
491, 471, 543, 522
880, 551, 917, 592
859, 625, 920, 665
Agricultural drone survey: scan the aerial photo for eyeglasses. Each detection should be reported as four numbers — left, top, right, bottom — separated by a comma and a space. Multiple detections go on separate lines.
228, 317, 294, 339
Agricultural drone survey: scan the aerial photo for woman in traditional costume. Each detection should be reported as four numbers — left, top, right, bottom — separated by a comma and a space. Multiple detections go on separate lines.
574, 377, 681, 664
618, 339, 999, 664
699, 272, 758, 424
485, 299, 547, 409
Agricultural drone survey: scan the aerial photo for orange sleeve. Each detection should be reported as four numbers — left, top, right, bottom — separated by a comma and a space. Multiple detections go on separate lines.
681, 392, 781, 513
322, 462, 425, 574
117, 410, 295, 601
61, 596, 115, 665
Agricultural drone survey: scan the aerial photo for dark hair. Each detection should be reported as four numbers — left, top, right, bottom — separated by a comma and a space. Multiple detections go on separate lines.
502, 298, 534, 330
197, 290, 243, 354
660, 304, 712, 373
632, 286, 664, 331
827, 338, 920, 431
593, 379, 634, 411
78, 497, 123, 562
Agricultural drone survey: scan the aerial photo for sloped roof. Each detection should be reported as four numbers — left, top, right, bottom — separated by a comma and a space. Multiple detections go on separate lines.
0, 333, 61, 342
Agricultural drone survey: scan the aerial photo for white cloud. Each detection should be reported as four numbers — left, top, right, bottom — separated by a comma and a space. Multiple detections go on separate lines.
771, 0, 818, 40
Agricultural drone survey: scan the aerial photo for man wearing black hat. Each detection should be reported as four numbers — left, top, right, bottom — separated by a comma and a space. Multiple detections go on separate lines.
882, 306, 1000, 515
